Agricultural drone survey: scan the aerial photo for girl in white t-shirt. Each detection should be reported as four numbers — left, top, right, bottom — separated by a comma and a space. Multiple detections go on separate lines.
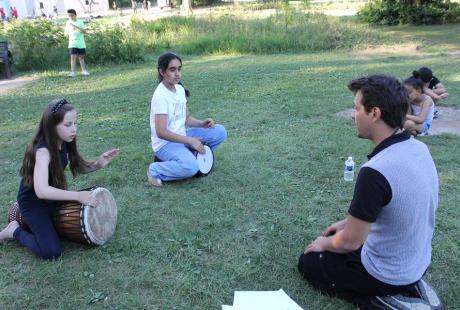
147, 52, 227, 187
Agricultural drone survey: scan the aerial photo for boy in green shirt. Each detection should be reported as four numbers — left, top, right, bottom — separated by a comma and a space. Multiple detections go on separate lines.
64, 9, 89, 77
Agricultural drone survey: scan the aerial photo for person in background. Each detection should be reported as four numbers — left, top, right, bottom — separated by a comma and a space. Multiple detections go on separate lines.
414, 67, 449, 102
0, 8, 6, 21
403, 76, 434, 136
64, 9, 89, 77
413, 67, 449, 118
11, 7, 18, 19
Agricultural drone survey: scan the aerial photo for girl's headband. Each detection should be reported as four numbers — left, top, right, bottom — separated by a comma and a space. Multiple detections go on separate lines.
52, 99, 68, 114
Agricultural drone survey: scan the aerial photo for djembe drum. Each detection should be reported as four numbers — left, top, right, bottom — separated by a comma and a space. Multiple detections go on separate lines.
7, 186, 117, 246
194, 145, 214, 177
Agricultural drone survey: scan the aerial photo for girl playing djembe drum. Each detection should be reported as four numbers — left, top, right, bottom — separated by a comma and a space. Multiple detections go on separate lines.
147, 52, 227, 187
0, 99, 119, 260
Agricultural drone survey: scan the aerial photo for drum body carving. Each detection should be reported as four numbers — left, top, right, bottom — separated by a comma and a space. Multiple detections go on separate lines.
7, 201, 30, 232
55, 187, 117, 246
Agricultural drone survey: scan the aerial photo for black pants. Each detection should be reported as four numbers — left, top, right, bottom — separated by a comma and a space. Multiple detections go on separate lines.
13, 200, 62, 260
298, 248, 416, 304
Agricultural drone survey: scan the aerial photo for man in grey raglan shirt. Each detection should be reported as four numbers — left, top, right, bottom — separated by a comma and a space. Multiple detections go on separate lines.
298, 75, 442, 309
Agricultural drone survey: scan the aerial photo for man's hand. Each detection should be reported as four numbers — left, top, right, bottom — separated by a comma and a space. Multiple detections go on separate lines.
304, 236, 329, 254
322, 219, 347, 237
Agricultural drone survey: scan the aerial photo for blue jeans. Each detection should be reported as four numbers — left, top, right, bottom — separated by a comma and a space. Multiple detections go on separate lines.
148, 124, 227, 181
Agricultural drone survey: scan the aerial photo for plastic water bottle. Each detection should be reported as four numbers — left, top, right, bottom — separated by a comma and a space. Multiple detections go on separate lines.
344, 156, 355, 182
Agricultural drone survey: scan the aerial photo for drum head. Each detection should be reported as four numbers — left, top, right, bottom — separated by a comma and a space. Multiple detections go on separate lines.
83, 187, 117, 246
196, 145, 214, 175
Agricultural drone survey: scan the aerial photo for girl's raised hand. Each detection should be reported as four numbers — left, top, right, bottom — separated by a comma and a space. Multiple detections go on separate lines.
96, 148, 120, 168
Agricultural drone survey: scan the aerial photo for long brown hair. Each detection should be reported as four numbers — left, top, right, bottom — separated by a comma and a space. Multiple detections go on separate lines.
20, 99, 92, 189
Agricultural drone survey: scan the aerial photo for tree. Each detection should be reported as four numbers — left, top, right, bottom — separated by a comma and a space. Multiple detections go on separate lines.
181, 0, 193, 15
358, 0, 460, 25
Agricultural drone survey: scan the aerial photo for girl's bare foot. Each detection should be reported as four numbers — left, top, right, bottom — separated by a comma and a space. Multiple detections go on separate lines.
0, 221, 19, 243
147, 171, 163, 187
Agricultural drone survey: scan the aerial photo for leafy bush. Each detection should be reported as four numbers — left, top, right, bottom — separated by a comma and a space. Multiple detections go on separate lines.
358, 0, 460, 25
0, 20, 66, 70
85, 23, 145, 64
0, 19, 145, 70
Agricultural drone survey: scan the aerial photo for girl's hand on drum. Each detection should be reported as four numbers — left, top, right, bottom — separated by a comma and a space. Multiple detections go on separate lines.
202, 118, 215, 128
189, 137, 205, 154
78, 191, 97, 208
96, 148, 120, 168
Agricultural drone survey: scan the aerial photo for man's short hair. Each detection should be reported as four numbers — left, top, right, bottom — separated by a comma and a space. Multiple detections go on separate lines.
67, 9, 77, 15
348, 75, 409, 129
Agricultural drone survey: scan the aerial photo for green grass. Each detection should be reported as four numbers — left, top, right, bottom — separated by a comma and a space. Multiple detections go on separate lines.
1, 27, 460, 309
380, 23, 460, 53
129, 11, 396, 54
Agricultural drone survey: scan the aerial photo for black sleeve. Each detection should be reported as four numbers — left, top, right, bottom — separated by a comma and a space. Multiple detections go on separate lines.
429, 76, 441, 89
348, 167, 392, 223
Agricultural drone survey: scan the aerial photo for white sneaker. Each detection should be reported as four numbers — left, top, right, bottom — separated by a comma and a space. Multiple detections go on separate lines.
81, 70, 90, 76
68, 71, 76, 77
372, 295, 432, 309
414, 278, 443, 309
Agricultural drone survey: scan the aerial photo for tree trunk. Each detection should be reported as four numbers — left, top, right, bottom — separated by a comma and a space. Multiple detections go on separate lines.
181, 0, 193, 15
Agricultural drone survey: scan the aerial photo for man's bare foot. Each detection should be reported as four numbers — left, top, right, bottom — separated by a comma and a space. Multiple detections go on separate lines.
0, 221, 19, 243
147, 171, 163, 187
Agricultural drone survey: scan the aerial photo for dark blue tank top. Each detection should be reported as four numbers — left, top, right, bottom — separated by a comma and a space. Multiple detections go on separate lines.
17, 142, 69, 205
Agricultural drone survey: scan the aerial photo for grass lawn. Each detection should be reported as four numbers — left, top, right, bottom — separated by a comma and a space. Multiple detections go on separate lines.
1, 27, 460, 308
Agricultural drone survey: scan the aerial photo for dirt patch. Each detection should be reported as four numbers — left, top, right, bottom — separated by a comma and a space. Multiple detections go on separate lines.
0, 76, 39, 95
336, 107, 460, 136
349, 44, 420, 60
448, 50, 460, 57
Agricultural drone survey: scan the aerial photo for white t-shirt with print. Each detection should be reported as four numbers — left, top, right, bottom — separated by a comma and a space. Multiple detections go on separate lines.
150, 83, 187, 152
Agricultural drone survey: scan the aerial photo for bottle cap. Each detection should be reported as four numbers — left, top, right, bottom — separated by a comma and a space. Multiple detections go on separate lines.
348, 156, 352, 160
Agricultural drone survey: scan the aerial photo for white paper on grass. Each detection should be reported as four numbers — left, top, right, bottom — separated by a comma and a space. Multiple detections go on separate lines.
222, 306, 234, 310
232, 289, 303, 310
